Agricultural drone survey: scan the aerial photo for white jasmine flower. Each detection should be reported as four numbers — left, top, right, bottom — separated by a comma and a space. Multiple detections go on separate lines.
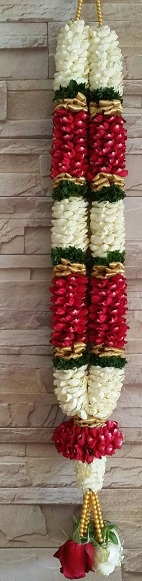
53, 365, 88, 419
73, 456, 106, 492
53, 21, 89, 90
90, 200, 125, 257
51, 197, 88, 250
89, 25, 123, 95
96, 531, 123, 576
88, 366, 124, 418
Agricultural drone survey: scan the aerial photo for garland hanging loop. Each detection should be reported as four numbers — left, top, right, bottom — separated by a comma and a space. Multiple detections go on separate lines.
96, 0, 103, 26
75, 0, 83, 20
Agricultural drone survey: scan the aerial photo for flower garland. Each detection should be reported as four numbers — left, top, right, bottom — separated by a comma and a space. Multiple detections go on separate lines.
50, 2, 127, 577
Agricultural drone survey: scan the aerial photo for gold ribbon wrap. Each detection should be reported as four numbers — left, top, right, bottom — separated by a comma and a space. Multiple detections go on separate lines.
55, 342, 86, 358
54, 92, 87, 112
53, 259, 86, 277
92, 262, 125, 279
53, 173, 86, 189
91, 172, 124, 192
91, 345, 125, 358
90, 99, 123, 117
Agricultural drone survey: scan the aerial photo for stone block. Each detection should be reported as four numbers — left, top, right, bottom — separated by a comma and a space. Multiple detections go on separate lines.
0, 505, 46, 539
0, 120, 52, 138
0, 23, 47, 48
0, 174, 43, 197
0, 197, 51, 218
0, 81, 7, 120
8, 89, 53, 119
0, 49, 48, 80
25, 226, 50, 254
0, 139, 50, 155
0, 154, 40, 174
126, 156, 142, 191
0, 0, 77, 21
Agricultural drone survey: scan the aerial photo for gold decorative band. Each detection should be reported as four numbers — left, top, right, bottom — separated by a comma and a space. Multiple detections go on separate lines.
92, 262, 124, 279
53, 259, 86, 277
90, 99, 123, 117
74, 415, 107, 428
91, 172, 124, 192
91, 345, 125, 357
54, 92, 87, 112
53, 173, 86, 188
55, 342, 86, 358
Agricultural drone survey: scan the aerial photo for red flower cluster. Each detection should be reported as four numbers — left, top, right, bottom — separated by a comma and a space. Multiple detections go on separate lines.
89, 273, 128, 349
50, 274, 88, 348
87, 113, 127, 182
50, 108, 89, 178
52, 418, 123, 462
54, 539, 95, 579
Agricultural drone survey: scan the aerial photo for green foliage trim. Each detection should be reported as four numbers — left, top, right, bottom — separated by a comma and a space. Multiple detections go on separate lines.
53, 180, 88, 201
73, 519, 119, 547
51, 247, 89, 265
92, 251, 125, 266
90, 185, 125, 203
88, 87, 123, 104
90, 354, 127, 368
54, 80, 87, 101
53, 352, 89, 370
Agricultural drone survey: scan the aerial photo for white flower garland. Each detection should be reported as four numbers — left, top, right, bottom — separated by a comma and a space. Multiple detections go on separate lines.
51, 198, 88, 250
54, 20, 89, 90
73, 456, 106, 492
90, 200, 125, 257
54, 365, 124, 419
89, 25, 123, 94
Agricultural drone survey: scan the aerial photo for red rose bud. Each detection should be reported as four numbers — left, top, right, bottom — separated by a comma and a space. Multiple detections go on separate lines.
50, 108, 89, 178
50, 274, 88, 348
89, 274, 128, 349
87, 113, 127, 180
52, 419, 123, 463
54, 539, 95, 579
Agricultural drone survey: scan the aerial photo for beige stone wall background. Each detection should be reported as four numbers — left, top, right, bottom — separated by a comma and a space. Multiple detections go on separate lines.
0, 0, 141, 579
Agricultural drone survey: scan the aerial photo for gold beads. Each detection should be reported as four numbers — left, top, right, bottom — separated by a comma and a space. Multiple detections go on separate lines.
96, 0, 103, 27
79, 491, 104, 542
79, 491, 91, 537
75, 0, 83, 20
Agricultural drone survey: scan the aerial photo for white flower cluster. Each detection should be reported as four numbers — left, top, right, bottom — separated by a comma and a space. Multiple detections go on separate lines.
53, 365, 88, 419
89, 25, 123, 95
54, 365, 124, 420
95, 530, 123, 576
53, 21, 89, 91
90, 200, 125, 257
88, 366, 124, 418
73, 456, 106, 492
51, 198, 88, 250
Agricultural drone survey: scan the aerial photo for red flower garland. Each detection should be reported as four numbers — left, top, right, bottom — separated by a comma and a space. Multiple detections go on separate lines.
50, 274, 88, 348
87, 114, 127, 182
89, 273, 128, 349
52, 418, 123, 462
51, 109, 89, 178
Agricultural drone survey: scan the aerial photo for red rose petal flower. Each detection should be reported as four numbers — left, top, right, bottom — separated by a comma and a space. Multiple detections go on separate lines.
54, 539, 94, 579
